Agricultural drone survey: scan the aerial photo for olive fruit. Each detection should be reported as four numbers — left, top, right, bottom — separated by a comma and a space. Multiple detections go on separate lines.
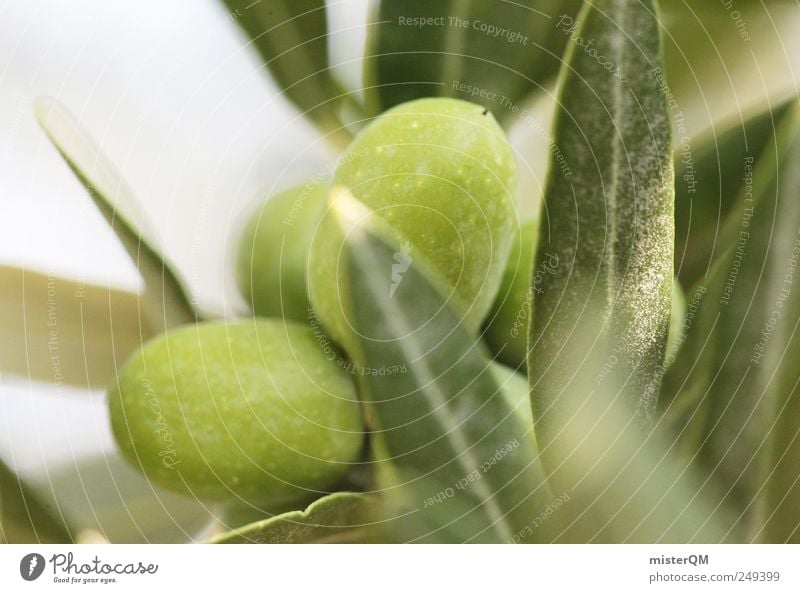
483, 219, 537, 367
236, 183, 325, 322
308, 97, 517, 352
108, 320, 363, 507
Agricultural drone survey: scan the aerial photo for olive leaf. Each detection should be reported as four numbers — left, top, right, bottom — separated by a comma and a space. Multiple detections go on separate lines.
524, 0, 726, 541
0, 459, 72, 543
34, 455, 212, 544
34, 98, 197, 334
0, 265, 150, 388
660, 0, 796, 128
223, 0, 353, 149
661, 100, 800, 542
675, 99, 795, 288
529, 0, 673, 464
661, 102, 800, 420
208, 492, 379, 544
363, 0, 583, 123
328, 188, 548, 544
660, 100, 795, 428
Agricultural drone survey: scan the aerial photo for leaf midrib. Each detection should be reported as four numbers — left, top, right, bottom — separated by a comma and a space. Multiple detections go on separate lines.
354, 234, 516, 542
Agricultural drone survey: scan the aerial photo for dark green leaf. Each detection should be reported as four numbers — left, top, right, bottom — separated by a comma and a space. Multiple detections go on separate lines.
329, 189, 547, 543
209, 492, 379, 544
363, 0, 583, 123
34, 98, 197, 333
525, 0, 736, 542
223, 0, 352, 148
0, 459, 72, 543
674, 100, 795, 288
529, 0, 673, 462
661, 100, 800, 542
659, 1, 797, 140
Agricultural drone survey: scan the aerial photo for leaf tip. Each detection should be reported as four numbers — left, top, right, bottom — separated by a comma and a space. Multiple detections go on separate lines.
32, 95, 55, 123
32, 96, 71, 141
328, 185, 372, 243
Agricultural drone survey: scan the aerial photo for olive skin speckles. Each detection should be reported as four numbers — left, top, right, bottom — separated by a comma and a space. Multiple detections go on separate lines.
108, 320, 364, 508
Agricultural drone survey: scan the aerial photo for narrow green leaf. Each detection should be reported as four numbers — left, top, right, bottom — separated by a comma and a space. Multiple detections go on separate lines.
330, 189, 547, 544
661, 100, 800, 542
223, 0, 352, 149
0, 459, 72, 543
34, 98, 197, 333
662, 97, 792, 413
659, 0, 796, 135
525, 0, 727, 542
0, 265, 151, 388
209, 492, 378, 544
529, 0, 673, 462
363, 0, 583, 123
35, 455, 212, 543
674, 100, 795, 288
660, 101, 796, 418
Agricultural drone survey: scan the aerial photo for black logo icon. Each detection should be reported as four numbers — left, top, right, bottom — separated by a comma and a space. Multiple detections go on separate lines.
20, 553, 46, 581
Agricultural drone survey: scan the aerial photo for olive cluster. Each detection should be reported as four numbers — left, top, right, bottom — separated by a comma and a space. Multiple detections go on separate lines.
108, 98, 534, 510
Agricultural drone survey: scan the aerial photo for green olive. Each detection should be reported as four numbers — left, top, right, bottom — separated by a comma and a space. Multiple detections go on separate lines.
108, 320, 363, 507
483, 219, 537, 367
308, 97, 517, 352
236, 183, 325, 322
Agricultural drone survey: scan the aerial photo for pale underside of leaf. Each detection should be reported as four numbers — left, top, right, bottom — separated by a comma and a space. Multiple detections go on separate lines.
34, 98, 197, 335
208, 492, 378, 544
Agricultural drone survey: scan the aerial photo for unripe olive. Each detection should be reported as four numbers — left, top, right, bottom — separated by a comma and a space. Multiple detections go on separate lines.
483, 219, 537, 367
308, 98, 517, 351
236, 183, 325, 322
108, 320, 363, 507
